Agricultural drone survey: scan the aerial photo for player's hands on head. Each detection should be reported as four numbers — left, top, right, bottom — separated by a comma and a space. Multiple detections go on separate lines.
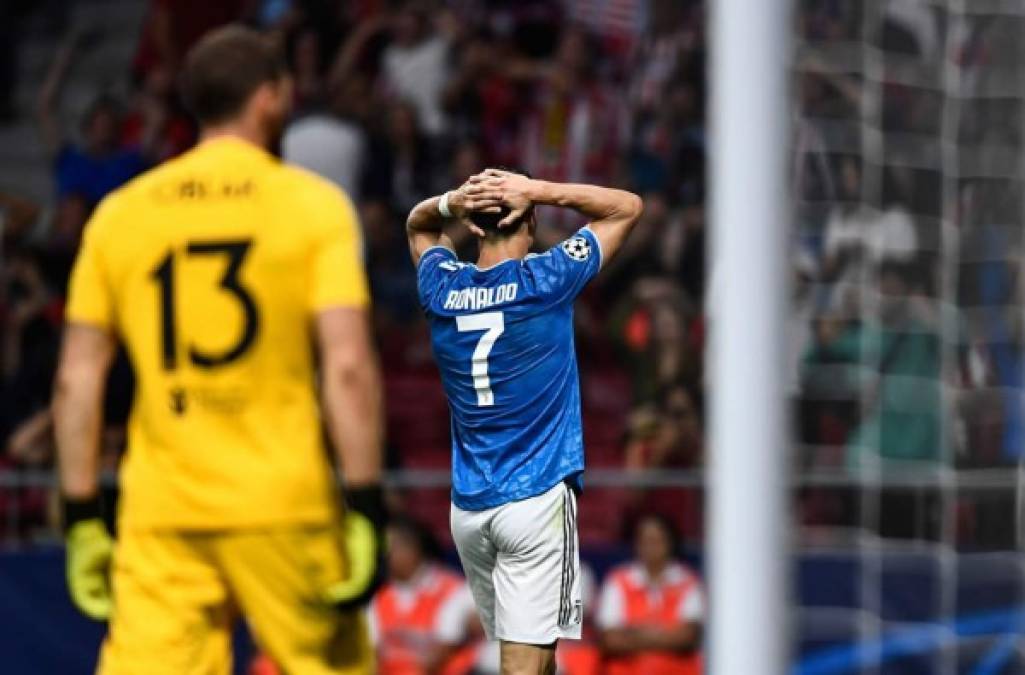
465, 169, 534, 229
447, 181, 500, 238
322, 484, 388, 611
63, 499, 114, 621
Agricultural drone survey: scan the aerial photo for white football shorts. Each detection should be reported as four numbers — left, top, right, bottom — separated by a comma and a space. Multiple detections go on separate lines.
451, 481, 582, 645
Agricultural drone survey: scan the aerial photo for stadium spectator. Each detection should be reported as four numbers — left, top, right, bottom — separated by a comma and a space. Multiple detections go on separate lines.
282, 77, 368, 201
618, 382, 704, 542
624, 382, 703, 471
1, 247, 60, 442
119, 64, 196, 162
597, 514, 704, 675
132, 0, 248, 77
817, 156, 872, 317
0, 190, 42, 249
379, 3, 454, 137
818, 159, 919, 317
803, 261, 940, 468
628, 36, 706, 198
368, 516, 479, 675
610, 276, 701, 406
442, 31, 536, 168
520, 27, 626, 210
37, 34, 149, 206
287, 25, 330, 112
362, 200, 420, 330
363, 100, 439, 215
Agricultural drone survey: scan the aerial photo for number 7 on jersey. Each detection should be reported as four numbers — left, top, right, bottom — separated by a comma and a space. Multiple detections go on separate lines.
456, 311, 504, 406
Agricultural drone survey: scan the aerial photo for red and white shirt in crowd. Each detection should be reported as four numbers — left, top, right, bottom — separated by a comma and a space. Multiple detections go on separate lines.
596, 561, 704, 675
368, 563, 478, 675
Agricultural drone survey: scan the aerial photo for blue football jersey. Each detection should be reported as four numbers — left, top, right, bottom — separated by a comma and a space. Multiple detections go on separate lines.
417, 227, 602, 510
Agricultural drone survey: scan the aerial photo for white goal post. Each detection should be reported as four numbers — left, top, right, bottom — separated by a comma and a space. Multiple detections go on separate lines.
708, 0, 792, 674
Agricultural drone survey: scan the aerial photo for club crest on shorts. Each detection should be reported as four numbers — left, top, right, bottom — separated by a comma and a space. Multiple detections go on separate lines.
562, 236, 591, 261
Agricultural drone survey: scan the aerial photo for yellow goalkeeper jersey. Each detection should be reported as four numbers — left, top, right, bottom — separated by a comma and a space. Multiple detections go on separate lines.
65, 137, 369, 531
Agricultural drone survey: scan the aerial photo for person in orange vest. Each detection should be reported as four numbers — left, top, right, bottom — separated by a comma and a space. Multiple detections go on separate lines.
596, 514, 704, 675
368, 516, 480, 675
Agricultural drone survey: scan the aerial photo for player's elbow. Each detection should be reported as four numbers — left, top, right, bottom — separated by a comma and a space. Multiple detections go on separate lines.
405, 198, 433, 234
622, 192, 644, 224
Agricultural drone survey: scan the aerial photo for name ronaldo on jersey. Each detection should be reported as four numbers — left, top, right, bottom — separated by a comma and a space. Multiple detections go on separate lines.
443, 283, 519, 311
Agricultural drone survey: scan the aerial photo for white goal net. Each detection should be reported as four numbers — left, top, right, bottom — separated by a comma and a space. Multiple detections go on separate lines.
794, 1, 1025, 672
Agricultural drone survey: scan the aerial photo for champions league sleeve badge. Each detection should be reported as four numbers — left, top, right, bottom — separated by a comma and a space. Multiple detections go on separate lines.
561, 236, 592, 261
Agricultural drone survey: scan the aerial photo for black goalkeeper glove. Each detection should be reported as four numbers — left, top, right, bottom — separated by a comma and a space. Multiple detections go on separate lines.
63, 497, 114, 621
322, 484, 387, 610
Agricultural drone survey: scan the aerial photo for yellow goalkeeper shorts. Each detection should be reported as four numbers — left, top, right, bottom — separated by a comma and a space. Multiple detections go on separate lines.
96, 526, 373, 675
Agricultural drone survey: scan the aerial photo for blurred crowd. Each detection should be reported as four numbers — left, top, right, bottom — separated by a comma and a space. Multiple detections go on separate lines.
0, 0, 711, 544
0, 0, 1022, 555
793, 1, 1025, 547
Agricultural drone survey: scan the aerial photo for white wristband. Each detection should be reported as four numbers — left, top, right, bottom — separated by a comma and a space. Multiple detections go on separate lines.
438, 191, 453, 218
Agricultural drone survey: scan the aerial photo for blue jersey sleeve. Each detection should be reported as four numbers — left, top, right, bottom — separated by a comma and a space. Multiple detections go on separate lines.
416, 245, 459, 310
523, 227, 603, 306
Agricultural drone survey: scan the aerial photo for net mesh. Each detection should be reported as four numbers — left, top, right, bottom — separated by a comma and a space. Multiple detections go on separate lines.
794, 1, 1025, 671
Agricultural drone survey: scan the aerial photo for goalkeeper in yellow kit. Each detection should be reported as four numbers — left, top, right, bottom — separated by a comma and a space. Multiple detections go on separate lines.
51, 26, 383, 674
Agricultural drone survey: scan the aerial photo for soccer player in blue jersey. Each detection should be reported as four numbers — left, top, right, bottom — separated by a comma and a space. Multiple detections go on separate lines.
406, 168, 643, 675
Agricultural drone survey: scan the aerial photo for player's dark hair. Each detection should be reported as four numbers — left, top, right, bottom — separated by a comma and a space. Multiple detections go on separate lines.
181, 25, 287, 126
388, 515, 443, 562
469, 166, 535, 238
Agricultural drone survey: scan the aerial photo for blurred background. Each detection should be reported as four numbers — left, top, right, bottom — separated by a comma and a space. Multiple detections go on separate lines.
0, 0, 1022, 673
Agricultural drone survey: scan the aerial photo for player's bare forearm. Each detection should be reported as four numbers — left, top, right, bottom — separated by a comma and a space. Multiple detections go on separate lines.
526, 180, 640, 222
406, 188, 501, 262
530, 180, 642, 259
317, 307, 384, 486
406, 195, 455, 263
406, 195, 449, 235
323, 359, 383, 486
52, 324, 116, 500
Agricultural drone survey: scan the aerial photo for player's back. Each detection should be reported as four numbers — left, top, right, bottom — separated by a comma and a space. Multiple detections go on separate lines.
417, 229, 602, 510
67, 137, 368, 529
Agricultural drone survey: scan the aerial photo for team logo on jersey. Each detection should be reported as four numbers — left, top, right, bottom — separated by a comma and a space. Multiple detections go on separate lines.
562, 236, 591, 261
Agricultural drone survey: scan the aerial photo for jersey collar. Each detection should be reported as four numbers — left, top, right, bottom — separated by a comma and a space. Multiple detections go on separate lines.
471, 258, 520, 272
196, 135, 278, 164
